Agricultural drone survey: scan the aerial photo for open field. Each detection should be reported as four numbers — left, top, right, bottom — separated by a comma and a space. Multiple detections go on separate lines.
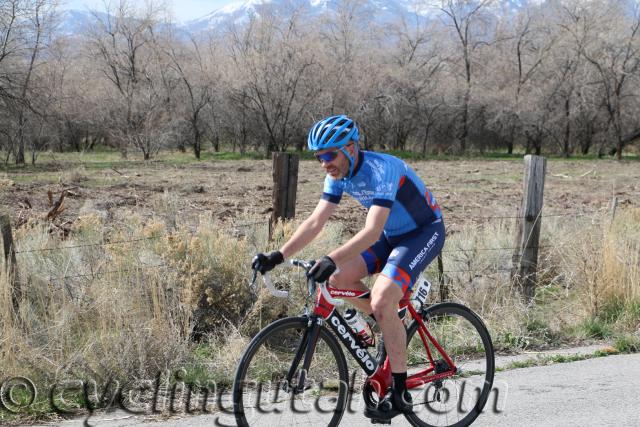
1, 152, 638, 233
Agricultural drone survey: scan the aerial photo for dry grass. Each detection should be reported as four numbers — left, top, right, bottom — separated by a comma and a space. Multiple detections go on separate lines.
1, 222, 191, 388
1, 199, 638, 419
432, 208, 640, 351
0, 211, 343, 398
59, 166, 90, 185
0, 172, 14, 191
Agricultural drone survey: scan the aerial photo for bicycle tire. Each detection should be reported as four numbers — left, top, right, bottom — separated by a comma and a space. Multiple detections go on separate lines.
404, 302, 495, 427
233, 316, 349, 427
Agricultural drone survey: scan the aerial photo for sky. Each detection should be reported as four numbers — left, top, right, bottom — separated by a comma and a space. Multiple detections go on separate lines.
63, 0, 236, 22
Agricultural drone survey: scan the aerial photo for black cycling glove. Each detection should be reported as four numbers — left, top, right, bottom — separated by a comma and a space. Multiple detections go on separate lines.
307, 256, 337, 282
252, 250, 284, 274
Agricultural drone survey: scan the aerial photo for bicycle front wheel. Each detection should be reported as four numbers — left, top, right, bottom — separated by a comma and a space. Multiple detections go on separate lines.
233, 316, 349, 427
404, 302, 495, 427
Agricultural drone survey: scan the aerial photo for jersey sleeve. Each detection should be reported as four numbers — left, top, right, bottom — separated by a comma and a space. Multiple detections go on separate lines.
370, 160, 402, 208
321, 175, 343, 204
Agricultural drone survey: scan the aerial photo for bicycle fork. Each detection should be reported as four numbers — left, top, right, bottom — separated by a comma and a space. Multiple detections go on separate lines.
284, 315, 323, 394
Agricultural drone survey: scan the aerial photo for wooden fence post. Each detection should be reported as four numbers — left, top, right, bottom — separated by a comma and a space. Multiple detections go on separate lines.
270, 153, 299, 239
610, 196, 618, 226
511, 155, 547, 302
437, 254, 448, 301
1, 214, 20, 312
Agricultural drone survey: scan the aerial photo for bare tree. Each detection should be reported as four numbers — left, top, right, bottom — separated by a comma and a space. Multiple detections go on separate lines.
0, 0, 58, 164
161, 32, 219, 159
384, 11, 446, 153
0, 0, 21, 104
226, 5, 317, 155
578, 1, 640, 159
440, 0, 494, 153
573, 90, 601, 155
317, 0, 373, 114
223, 88, 251, 153
492, 7, 556, 154
86, 0, 171, 160
45, 36, 104, 154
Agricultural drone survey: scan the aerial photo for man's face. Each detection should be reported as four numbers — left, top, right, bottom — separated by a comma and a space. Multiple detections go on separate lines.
315, 144, 353, 179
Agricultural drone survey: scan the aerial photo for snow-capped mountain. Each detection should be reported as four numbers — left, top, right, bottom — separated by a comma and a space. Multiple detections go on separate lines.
185, 0, 428, 30
59, 0, 546, 37
182, 0, 548, 33
56, 9, 103, 36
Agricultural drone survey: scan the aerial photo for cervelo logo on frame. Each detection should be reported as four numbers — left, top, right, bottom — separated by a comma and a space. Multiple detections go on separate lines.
329, 313, 376, 372
330, 289, 358, 297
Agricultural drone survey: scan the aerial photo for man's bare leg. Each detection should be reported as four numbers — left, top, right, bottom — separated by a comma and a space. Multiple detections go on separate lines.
328, 256, 372, 314
370, 276, 406, 372
368, 275, 413, 414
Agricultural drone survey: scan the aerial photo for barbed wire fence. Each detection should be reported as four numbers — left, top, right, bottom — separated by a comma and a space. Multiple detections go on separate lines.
8, 220, 266, 284
0, 208, 613, 284
0, 154, 632, 307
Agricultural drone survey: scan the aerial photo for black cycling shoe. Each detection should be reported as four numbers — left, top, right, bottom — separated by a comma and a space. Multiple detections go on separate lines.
363, 388, 413, 421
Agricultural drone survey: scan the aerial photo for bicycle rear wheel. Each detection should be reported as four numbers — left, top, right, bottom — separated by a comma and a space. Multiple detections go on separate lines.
233, 316, 349, 427
404, 302, 495, 427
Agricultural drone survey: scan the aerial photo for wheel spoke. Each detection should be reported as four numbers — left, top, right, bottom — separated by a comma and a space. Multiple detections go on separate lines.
233, 317, 348, 427
404, 303, 495, 427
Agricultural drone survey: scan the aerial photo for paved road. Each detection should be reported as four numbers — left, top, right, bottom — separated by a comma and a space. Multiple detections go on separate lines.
39, 352, 640, 427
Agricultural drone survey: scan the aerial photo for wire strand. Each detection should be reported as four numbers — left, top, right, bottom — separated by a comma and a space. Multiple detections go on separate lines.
441, 267, 513, 274
441, 243, 568, 253
14, 220, 266, 255
47, 263, 170, 282
13, 210, 606, 281
444, 210, 600, 221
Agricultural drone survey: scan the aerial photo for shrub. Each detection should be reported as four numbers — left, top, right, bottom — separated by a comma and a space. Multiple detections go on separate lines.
613, 334, 640, 353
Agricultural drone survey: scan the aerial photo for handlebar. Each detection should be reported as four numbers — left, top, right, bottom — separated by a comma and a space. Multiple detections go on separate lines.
261, 271, 289, 298
250, 259, 344, 306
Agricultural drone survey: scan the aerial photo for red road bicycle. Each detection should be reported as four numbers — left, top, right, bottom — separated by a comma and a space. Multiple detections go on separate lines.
233, 259, 495, 426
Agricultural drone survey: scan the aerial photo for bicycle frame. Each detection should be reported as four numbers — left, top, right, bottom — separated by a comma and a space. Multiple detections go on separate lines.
311, 283, 459, 399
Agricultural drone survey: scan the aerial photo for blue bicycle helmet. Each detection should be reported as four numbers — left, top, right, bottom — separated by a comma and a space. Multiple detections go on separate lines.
307, 115, 359, 151
308, 115, 360, 179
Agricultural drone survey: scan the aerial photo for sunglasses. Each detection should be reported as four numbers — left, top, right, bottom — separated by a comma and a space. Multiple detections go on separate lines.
314, 143, 353, 163
314, 150, 340, 163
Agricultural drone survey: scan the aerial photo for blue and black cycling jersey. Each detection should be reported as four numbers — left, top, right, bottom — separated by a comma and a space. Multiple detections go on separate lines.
321, 150, 442, 236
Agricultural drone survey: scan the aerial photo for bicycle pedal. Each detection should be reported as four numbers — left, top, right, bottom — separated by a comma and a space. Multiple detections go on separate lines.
364, 405, 400, 422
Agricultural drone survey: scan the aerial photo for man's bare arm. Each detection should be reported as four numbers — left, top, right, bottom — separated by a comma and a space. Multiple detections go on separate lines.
328, 205, 390, 265
280, 200, 337, 258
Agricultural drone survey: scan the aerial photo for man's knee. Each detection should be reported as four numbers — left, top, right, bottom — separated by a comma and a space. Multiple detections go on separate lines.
370, 298, 391, 321
371, 284, 402, 321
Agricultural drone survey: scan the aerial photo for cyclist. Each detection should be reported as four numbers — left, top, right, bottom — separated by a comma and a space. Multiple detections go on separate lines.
252, 114, 445, 420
